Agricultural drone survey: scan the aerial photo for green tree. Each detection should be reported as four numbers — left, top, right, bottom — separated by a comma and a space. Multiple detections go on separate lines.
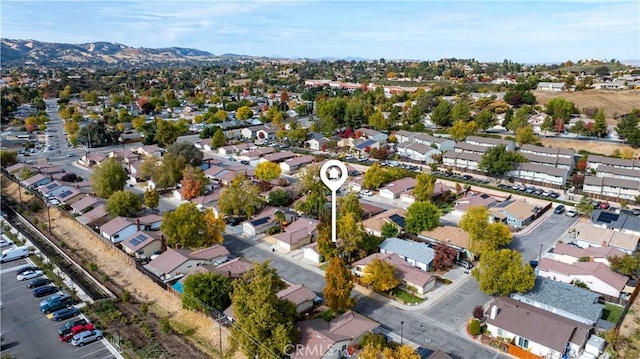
161, 203, 210, 248
167, 142, 203, 167
211, 128, 226, 148
231, 261, 299, 358
515, 125, 539, 145
323, 256, 356, 314
541, 115, 555, 135
593, 108, 608, 138
106, 190, 142, 217
268, 189, 292, 207
236, 106, 254, 120
255, 161, 282, 182
413, 173, 436, 201
507, 106, 531, 131
609, 254, 640, 278
449, 120, 478, 141
572, 120, 586, 136
0, 150, 18, 167
362, 257, 401, 292
338, 192, 362, 221
182, 272, 232, 312
363, 163, 390, 190
615, 110, 639, 140
338, 212, 366, 260
368, 109, 389, 131
19, 166, 35, 180
214, 109, 228, 122
479, 145, 527, 175
472, 249, 535, 296
405, 201, 441, 234
430, 100, 452, 127
460, 206, 512, 255
152, 153, 187, 189
155, 119, 179, 147
91, 158, 127, 198
546, 97, 574, 122
576, 196, 594, 215
474, 109, 496, 131
144, 188, 160, 210
380, 222, 399, 239
202, 208, 226, 245
218, 176, 263, 217
450, 101, 471, 123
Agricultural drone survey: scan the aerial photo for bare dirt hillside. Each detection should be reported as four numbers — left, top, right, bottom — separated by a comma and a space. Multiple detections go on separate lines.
538, 138, 639, 158
534, 90, 640, 122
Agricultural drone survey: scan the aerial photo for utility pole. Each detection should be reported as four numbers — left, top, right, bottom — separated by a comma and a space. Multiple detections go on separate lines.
400, 321, 404, 345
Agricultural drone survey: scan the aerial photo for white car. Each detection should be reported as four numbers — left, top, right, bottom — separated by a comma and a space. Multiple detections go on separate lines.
17, 270, 44, 281
0, 237, 14, 248
71, 329, 103, 347
48, 199, 60, 206
566, 210, 577, 218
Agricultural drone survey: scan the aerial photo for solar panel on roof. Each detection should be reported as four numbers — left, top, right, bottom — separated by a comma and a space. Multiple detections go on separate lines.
480, 194, 490, 199
251, 217, 270, 226
129, 234, 148, 246
46, 183, 57, 189
597, 212, 619, 224
60, 190, 73, 198
389, 214, 406, 228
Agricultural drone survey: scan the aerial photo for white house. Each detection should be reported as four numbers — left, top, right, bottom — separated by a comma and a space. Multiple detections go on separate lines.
536, 82, 565, 92
271, 218, 318, 252
280, 155, 316, 173
583, 176, 640, 200
506, 162, 569, 187
596, 165, 640, 182
396, 142, 440, 163
100, 217, 138, 243
465, 135, 515, 151
587, 154, 639, 171
442, 151, 482, 171
378, 177, 417, 200
549, 242, 625, 266
537, 258, 628, 298
379, 237, 434, 271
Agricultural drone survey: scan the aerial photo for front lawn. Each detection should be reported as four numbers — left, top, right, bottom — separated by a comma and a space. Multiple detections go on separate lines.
393, 289, 424, 304
602, 302, 624, 324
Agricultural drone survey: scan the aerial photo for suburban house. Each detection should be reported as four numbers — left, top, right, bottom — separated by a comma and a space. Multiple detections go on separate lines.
536, 82, 566, 91
484, 297, 591, 359
596, 165, 640, 182
452, 191, 503, 215
379, 237, 435, 271
145, 244, 231, 282
379, 177, 417, 200
352, 252, 437, 297
108, 149, 140, 164
418, 225, 472, 259
276, 284, 316, 313
293, 311, 379, 359
352, 139, 380, 155
305, 136, 330, 151
587, 155, 639, 171
465, 135, 515, 151
22, 173, 52, 189
302, 242, 322, 264
6, 162, 27, 175
270, 217, 319, 252
120, 231, 164, 258
134, 144, 164, 158
190, 189, 223, 212
506, 162, 569, 187
100, 217, 138, 243
572, 221, 640, 254
454, 142, 487, 155
442, 151, 482, 171
396, 142, 440, 163
357, 128, 389, 143
549, 242, 625, 266
490, 200, 543, 228
241, 124, 277, 140
52, 187, 84, 205
212, 257, 254, 279
77, 204, 109, 228
259, 151, 297, 164
218, 143, 252, 156
69, 195, 104, 215
393, 130, 455, 151
583, 176, 640, 201
519, 144, 575, 160
280, 155, 316, 173
521, 152, 575, 171
537, 258, 628, 298
242, 207, 297, 237
237, 147, 275, 162
362, 208, 406, 237
511, 277, 604, 326
136, 213, 163, 231
79, 152, 107, 167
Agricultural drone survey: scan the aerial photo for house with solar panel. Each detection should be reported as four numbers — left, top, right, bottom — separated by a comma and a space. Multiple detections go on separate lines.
121, 231, 165, 258
242, 206, 298, 237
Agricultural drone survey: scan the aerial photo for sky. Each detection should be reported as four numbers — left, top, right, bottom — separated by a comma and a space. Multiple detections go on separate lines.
1, 1, 639, 63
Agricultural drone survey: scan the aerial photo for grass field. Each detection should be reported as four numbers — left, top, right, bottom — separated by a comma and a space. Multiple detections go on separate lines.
602, 302, 624, 324
534, 89, 640, 121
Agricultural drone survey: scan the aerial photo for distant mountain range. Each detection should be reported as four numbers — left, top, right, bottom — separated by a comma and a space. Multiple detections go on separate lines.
0, 39, 221, 67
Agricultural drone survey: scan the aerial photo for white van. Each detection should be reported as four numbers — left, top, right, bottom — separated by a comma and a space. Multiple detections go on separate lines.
0, 246, 29, 263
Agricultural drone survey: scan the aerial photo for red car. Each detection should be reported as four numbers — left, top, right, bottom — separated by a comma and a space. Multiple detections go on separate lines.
59, 322, 95, 342
600, 202, 610, 210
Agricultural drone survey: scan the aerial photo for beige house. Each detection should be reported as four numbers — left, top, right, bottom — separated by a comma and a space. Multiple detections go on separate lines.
362, 208, 406, 237
277, 284, 316, 313
270, 218, 319, 252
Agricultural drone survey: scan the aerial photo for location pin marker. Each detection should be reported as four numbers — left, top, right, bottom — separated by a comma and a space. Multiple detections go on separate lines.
320, 160, 349, 243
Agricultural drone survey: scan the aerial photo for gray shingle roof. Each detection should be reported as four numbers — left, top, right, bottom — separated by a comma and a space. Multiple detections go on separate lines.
379, 237, 434, 266
512, 277, 603, 325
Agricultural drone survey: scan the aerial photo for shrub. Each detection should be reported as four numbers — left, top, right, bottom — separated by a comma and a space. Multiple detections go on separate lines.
122, 290, 131, 302
89, 263, 98, 272
473, 305, 484, 320
140, 303, 148, 315
469, 319, 481, 336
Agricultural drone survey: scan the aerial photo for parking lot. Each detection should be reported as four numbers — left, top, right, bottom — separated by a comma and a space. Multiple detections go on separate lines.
1, 259, 116, 359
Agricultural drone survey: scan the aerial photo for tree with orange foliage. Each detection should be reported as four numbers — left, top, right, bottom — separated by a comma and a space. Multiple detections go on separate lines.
180, 166, 209, 200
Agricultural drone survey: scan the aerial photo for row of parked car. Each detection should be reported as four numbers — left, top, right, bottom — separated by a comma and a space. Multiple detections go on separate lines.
15, 265, 104, 347
431, 171, 492, 185
496, 183, 561, 199
380, 160, 420, 171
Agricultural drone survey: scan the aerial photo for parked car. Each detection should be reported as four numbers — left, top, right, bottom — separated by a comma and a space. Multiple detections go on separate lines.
28, 277, 52, 288
66, 153, 76, 157
71, 329, 103, 347
600, 202, 610, 209
33, 285, 58, 297
59, 321, 95, 342
240, 160, 250, 165
52, 307, 80, 321
16, 266, 40, 275
0, 237, 13, 248
41, 295, 74, 313
553, 205, 566, 214
17, 270, 44, 281
58, 318, 90, 335
566, 210, 577, 218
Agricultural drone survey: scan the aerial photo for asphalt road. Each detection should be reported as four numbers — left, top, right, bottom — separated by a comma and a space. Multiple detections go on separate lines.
0, 259, 116, 359
508, 212, 578, 263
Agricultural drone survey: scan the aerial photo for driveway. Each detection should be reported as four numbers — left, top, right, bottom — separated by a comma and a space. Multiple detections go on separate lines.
508, 213, 578, 263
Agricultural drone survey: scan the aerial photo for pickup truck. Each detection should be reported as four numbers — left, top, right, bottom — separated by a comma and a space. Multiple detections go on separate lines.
59, 319, 94, 342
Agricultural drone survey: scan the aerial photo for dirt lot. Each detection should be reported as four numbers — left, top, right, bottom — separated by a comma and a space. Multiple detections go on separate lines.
538, 137, 639, 158
1, 177, 235, 359
534, 89, 640, 122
